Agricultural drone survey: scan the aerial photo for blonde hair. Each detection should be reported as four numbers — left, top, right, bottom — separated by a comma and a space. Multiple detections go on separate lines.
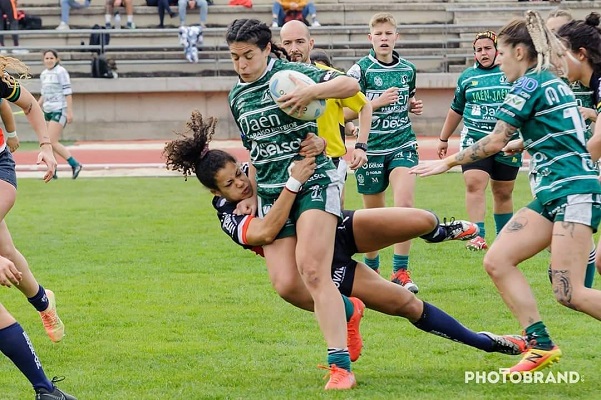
498, 10, 567, 75
0, 56, 30, 86
369, 13, 397, 30
546, 8, 573, 22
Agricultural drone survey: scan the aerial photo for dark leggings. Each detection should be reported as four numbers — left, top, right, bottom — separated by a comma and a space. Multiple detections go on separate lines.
0, 0, 18, 47
157, 0, 173, 27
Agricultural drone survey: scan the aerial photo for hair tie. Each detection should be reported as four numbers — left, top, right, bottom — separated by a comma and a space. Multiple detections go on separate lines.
200, 145, 210, 159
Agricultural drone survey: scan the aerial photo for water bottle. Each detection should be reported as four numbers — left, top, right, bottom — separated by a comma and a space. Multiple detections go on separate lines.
114, 11, 121, 29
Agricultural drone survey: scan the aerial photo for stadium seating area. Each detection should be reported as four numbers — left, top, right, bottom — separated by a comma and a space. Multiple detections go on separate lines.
14, 0, 598, 77
8, 0, 600, 140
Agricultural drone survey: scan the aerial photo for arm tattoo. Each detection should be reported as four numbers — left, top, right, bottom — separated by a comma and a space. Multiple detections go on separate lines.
453, 121, 517, 164
551, 269, 575, 310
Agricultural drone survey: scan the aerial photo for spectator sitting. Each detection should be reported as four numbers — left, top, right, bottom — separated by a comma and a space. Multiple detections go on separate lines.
105, 0, 136, 29
271, 0, 320, 28
57, 0, 91, 30
178, 0, 208, 28
157, 0, 176, 28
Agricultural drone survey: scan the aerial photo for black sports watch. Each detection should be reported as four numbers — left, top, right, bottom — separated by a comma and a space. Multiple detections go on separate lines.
354, 142, 368, 152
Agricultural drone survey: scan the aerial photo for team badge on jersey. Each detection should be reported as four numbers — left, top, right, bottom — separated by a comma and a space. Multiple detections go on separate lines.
374, 76, 383, 87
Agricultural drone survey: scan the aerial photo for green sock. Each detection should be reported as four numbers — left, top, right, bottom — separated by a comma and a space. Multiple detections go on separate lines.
493, 213, 513, 235
525, 321, 554, 350
327, 348, 351, 371
364, 255, 379, 271
476, 222, 485, 239
392, 254, 409, 273
341, 295, 353, 323
67, 157, 79, 168
585, 246, 596, 289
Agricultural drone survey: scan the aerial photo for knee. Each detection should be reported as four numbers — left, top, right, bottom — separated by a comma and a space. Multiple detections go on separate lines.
483, 252, 506, 279
393, 295, 422, 319
492, 188, 513, 204
552, 276, 585, 311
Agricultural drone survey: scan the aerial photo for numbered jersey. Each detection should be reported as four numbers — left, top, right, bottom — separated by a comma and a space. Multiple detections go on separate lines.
566, 79, 594, 140
347, 50, 417, 155
451, 64, 520, 167
229, 58, 339, 198
496, 69, 601, 204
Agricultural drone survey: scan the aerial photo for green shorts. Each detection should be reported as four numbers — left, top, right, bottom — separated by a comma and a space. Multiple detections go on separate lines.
43, 109, 67, 126
354, 146, 419, 195
258, 172, 342, 240
526, 193, 601, 233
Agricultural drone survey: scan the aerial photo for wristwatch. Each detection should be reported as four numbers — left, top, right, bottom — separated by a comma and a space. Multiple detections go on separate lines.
354, 142, 368, 152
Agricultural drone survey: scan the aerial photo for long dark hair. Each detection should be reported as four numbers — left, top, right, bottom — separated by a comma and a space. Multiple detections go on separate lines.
226, 18, 289, 60
557, 12, 601, 74
163, 111, 235, 190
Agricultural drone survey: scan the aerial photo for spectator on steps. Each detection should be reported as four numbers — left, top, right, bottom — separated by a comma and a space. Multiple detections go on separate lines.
271, 0, 320, 28
105, 0, 136, 29
0, 0, 28, 54
56, 0, 91, 30
178, 0, 208, 28
156, 0, 177, 28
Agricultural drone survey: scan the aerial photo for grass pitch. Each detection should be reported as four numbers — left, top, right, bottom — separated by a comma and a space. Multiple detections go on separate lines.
0, 173, 598, 399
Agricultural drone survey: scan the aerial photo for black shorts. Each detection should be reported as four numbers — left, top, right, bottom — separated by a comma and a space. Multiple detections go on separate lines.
331, 210, 358, 296
461, 157, 519, 181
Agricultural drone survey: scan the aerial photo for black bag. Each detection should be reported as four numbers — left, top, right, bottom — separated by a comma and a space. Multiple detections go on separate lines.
91, 54, 116, 78
145, 0, 158, 5
20, 15, 42, 30
89, 24, 110, 54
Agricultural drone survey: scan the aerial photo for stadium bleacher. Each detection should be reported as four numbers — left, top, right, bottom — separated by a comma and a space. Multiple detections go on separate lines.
8, 0, 600, 140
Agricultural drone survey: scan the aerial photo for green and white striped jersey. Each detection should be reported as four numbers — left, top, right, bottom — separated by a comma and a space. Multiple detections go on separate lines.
229, 58, 339, 198
347, 50, 417, 155
451, 64, 520, 166
496, 69, 601, 204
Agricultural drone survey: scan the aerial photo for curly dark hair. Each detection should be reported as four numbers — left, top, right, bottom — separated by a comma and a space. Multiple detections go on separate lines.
163, 111, 236, 190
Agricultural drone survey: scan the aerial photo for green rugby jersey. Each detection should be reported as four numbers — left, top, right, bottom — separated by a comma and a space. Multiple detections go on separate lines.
565, 79, 594, 140
229, 58, 339, 198
451, 64, 520, 166
347, 50, 417, 155
496, 69, 601, 205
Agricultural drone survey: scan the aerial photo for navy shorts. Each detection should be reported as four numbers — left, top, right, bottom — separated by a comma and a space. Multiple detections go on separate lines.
331, 210, 358, 296
0, 148, 17, 189
461, 156, 519, 181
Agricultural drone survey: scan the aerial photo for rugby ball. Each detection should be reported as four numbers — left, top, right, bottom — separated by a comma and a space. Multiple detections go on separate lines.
268, 70, 326, 121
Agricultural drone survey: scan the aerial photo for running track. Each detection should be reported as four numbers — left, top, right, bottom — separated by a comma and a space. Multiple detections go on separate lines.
12, 138, 528, 178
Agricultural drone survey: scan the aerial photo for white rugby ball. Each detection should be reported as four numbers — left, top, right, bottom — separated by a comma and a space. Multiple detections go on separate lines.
268, 69, 326, 121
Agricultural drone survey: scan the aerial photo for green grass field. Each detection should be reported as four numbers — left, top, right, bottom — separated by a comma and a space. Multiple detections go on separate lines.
0, 173, 599, 399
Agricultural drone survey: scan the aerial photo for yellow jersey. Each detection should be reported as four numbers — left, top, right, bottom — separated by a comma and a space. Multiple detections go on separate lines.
314, 63, 368, 158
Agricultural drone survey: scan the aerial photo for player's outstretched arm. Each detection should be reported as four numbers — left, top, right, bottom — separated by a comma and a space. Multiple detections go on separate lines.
244, 157, 316, 246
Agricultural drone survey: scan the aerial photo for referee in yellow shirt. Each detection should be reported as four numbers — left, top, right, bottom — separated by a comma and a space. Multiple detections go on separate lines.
280, 20, 372, 205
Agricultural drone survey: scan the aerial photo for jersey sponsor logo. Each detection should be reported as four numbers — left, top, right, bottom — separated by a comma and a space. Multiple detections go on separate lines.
504, 94, 526, 111
373, 116, 410, 130
499, 75, 507, 84
251, 140, 301, 159
470, 89, 508, 103
239, 113, 283, 137
514, 76, 538, 93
